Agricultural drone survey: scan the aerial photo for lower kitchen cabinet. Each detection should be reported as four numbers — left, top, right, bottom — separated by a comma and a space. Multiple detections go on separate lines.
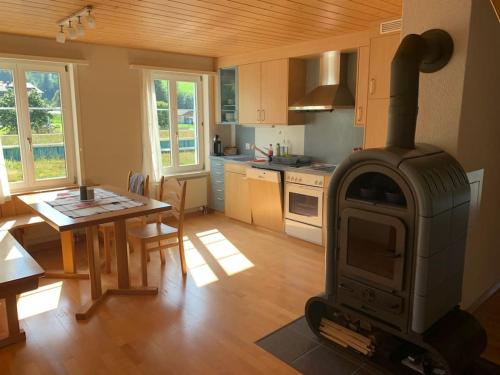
224, 165, 252, 224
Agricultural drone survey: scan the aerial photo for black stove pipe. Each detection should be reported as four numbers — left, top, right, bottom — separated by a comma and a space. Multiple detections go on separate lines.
386, 29, 454, 149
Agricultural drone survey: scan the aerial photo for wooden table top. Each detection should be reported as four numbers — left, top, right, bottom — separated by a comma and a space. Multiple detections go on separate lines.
17, 185, 172, 232
0, 231, 44, 289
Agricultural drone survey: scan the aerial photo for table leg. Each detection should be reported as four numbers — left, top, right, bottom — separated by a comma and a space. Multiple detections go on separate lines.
44, 231, 89, 280
0, 295, 26, 348
75, 226, 105, 320
107, 219, 158, 296
86, 226, 102, 300
61, 230, 76, 273
114, 219, 129, 289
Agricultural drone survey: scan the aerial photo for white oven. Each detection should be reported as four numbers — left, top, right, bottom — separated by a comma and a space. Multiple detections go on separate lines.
284, 171, 325, 244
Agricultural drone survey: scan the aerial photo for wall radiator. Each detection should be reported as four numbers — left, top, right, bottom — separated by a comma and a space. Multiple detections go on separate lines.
181, 175, 208, 211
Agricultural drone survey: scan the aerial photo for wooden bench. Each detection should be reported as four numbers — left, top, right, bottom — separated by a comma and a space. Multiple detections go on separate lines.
0, 214, 45, 348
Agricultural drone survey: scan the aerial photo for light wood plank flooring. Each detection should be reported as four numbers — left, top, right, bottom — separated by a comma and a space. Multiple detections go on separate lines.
0, 213, 498, 374
0, 214, 325, 374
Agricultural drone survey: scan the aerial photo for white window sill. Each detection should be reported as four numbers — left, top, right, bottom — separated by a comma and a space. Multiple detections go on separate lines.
9, 183, 79, 197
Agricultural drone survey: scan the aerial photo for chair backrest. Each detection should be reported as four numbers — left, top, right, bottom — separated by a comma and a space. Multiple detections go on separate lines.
127, 171, 150, 197
158, 177, 187, 229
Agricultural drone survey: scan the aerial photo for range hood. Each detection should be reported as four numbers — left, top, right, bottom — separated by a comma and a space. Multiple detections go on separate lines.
289, 51, 355, 112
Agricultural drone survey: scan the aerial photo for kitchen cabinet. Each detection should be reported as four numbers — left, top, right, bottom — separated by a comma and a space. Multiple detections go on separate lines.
238, 58, 305, 125
354, 45, 369, 126
224, 163, 251, 224
367, 33, 400, 99
364, 33, 400, 148
260, 59, 288, 124
209, 157, 225, 212
364, 98, 390, 149
238, 63, 261, 124
218, 67, 238, 124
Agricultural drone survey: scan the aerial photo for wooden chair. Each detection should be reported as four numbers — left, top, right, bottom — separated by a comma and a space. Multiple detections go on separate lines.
99, 171, 150, 273
127, 177, 187, 287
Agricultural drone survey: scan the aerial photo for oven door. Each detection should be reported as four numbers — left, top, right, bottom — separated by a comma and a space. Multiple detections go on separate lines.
285, 183, 323, 227
339, 208, 406, 291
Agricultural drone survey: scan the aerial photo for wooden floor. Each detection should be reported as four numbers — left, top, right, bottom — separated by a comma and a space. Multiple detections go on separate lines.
0, 213, 498, 374
0, 214, 325, 374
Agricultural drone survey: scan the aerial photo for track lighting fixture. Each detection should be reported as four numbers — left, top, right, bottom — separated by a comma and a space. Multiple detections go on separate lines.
67, 20, 77, 40
56, 25, 66, 44
86, 9, 96, 29
76, 16, 85, 37
55, 5, 95, 43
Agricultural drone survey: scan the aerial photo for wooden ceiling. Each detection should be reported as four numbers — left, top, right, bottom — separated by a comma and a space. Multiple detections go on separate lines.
0, 0, 402, 57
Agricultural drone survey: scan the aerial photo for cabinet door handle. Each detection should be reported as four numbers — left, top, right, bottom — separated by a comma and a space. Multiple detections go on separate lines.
257, 109, 261, 122
356, 106, 363, 122
261, 109, 265, 122
369, 79, 376, 95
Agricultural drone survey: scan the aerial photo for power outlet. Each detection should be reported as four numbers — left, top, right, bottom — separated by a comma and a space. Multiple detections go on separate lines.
245, 143, 250, 150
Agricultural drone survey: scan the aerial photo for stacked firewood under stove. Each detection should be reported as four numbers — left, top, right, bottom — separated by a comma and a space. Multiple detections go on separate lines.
319, 318, 375, 356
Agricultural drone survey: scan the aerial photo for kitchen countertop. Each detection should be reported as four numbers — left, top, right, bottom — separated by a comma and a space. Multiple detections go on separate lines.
209, 155, 335, 176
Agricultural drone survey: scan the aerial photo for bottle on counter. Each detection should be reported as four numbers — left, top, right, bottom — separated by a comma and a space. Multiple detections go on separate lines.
285, 141, 291, 156
213, 135, 222, 156
268, 144, 274, 158
275, 142, 281, 157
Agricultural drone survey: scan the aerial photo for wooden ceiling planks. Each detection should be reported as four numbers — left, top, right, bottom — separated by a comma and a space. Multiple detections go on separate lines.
0, 0, 402, 57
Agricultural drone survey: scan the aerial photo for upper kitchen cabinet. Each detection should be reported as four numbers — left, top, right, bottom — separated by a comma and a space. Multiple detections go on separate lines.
238, 58, 305, 125
218, 67, 238, 124
368, 34, 400, 99
363, 32, 400, 148
238, 62, 261, 124
355, 45, 370, 126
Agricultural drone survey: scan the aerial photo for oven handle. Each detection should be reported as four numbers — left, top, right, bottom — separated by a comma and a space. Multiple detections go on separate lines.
285, 183, 324, 193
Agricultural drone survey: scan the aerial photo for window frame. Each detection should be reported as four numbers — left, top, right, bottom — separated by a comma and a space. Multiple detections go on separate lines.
150, 71, 204, 175
0, 60, 77, 192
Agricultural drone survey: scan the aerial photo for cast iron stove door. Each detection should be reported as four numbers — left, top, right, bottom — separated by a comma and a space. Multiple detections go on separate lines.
339, 208, 406, 291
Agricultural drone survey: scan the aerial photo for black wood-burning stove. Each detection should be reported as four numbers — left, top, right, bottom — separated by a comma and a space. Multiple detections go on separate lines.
305, 30, 487, 374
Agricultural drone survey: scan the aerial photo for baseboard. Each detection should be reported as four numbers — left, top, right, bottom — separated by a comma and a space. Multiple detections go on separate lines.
467, 280, 500, 313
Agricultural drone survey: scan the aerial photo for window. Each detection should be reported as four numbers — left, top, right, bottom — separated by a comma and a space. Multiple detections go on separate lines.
0, 61, 76, 190
151, 72, 203, 174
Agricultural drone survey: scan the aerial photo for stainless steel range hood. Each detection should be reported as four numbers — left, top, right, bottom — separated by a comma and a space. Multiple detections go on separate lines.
289, 51, 354, 112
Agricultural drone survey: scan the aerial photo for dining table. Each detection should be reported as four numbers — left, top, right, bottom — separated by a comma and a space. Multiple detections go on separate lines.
17, 185, 171, 320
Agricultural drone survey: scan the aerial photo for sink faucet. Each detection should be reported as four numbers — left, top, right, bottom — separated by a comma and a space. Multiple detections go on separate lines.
251, 144, 272, 162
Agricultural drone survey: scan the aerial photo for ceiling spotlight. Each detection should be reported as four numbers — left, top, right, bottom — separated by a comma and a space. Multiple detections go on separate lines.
86, 8, 96, 29
67, 20, 78, 40
56, 25, 66, 44
76, 16, 85, 37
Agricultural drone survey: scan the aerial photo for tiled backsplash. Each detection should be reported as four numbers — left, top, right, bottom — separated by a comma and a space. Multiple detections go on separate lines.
304, 109, 364, 164
235, 125, 255, 155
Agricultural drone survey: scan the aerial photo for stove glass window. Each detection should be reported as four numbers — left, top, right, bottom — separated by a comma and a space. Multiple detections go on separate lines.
289, 192, 319, 217
347, 217, 397, 280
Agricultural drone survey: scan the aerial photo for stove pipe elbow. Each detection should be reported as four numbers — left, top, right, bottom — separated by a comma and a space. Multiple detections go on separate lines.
386, 29, 454, 149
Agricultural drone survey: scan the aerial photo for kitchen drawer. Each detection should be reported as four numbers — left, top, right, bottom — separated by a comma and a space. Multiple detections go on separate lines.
211, 159, 225, 169
212, 185, 225, 198
210, 168, 224, 180
211, 195, 225, 212
211, 175, 225, 183
210, 181, 224, 192
225, 162, 248, 174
